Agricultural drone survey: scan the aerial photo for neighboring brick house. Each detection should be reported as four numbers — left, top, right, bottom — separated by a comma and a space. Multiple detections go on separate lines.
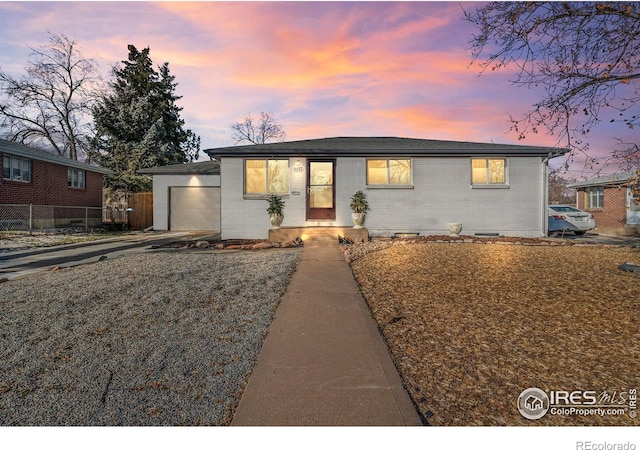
569, 170, 640, 236
1, 139, 111, 229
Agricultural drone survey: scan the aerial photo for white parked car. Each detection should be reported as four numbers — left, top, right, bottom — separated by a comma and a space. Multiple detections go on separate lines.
548, 205, 595, 235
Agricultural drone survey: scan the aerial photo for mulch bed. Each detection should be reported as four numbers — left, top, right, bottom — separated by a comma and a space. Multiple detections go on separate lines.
339, 234, 631, 264
349, 242, 640, 426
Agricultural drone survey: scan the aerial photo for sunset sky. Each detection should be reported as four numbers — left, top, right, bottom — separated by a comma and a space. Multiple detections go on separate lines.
0, 1, 635, 177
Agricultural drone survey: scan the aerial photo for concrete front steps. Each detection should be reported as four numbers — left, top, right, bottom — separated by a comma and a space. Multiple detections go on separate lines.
269, 227, 368, 246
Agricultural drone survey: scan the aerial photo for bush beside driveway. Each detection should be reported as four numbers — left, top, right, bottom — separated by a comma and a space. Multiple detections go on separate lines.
350, 243, 639, 426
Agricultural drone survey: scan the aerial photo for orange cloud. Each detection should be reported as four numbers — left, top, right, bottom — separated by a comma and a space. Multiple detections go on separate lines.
0, 1, 574, 149
140, 2, 551, 147
151, 1, 469, 92
370, 104, 559, 146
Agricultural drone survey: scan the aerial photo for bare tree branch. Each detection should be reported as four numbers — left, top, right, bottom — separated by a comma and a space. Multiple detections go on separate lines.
464, 2, 640, 179
0, 32, 102, 161
548, 167, 577, 205
230, 112, 286, 145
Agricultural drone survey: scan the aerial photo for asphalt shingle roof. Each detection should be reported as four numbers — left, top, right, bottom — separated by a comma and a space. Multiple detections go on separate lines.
138, 160, 220, 175
567, 170, 638, 188
204, 136, 569, 158
0, 139, 112, 174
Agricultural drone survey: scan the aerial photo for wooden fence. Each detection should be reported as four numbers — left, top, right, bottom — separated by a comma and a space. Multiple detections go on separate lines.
128, 192, 153, 230
103, 192, 153, 230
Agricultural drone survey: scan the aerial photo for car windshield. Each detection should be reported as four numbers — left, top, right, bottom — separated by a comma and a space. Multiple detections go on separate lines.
550, 206, 582, 213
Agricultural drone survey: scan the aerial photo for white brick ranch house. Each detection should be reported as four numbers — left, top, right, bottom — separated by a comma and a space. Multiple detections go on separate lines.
202, 137, 568, 240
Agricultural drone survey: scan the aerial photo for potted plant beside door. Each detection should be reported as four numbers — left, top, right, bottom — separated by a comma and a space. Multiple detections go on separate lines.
266, 194, 285, 229
350, 190, 370, 229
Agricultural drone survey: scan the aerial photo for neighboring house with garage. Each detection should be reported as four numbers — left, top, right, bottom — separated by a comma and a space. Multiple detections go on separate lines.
203, 136, 568, 239
138, 160, 220, 231
568, 170, 640, 235
0, 139, 111, 229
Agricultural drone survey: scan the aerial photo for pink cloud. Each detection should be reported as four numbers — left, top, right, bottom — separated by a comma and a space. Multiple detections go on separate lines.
1, 0, 631, 173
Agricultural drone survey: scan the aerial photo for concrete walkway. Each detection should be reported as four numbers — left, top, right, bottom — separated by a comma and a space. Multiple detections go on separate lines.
231, 237, 422, 426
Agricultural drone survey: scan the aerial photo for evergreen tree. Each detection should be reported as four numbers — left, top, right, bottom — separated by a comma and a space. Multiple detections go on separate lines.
90, 45, 200, 192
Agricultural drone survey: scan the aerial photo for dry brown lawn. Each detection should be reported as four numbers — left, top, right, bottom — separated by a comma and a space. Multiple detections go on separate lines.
350, 243, 640, 426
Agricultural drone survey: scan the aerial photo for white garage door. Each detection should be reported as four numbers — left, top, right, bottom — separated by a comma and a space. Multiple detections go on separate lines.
170, 187, 220, 231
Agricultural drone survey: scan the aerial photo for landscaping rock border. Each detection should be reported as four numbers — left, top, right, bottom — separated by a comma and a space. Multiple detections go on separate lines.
154, 234, 639, 260
153, 237, 304, 251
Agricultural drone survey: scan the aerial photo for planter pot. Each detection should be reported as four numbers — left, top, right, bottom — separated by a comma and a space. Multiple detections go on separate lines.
270, 214, 284, 229
352, 212, 366, 229
448, 222, 462, 236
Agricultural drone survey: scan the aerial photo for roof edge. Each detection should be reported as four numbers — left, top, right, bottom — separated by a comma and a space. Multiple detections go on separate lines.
204, 136, 567, 158
568, 170, 638, 188
0, 139, 112, 174
138, 160, 221, 175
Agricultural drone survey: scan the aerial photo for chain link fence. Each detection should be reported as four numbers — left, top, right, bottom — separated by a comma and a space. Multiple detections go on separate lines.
0, 204, 128, 234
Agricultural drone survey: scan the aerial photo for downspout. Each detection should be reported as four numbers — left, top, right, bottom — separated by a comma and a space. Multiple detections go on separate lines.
541, 152, 552, 237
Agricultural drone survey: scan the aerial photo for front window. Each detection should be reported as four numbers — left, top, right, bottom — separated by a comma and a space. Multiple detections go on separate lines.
245, 159, 289, 194
585, 186, 604, 209
471, 158, 506, 185
367, 159, 411, 185
68, 168, 85, 189
2, 155, 31, 182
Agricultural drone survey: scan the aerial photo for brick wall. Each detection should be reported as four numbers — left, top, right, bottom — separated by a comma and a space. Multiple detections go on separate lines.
576, 186, 627, 228
0, 156, 104, 207
220, 156, 547, 239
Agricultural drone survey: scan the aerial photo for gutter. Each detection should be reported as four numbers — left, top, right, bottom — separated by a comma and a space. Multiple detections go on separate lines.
207, 150, 559, 159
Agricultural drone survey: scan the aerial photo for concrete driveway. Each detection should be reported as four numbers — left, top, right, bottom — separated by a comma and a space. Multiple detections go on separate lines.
0, 231, 219, 280
546, 231, 640, 247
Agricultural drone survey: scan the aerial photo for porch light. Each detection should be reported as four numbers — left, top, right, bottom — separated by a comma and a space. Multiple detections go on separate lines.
293, 159, 304, 173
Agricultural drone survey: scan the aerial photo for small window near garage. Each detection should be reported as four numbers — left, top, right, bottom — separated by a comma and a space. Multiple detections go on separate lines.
631, 189, 640, 212
68, 168, 85, 189
2, 155, 31, 182
585, 186, 604, 209
471, 158, 507, 185
245, 159, 289, 194
366, 159, 411, 185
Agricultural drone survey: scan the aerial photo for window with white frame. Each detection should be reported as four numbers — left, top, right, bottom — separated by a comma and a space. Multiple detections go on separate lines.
630, 189, 640, 212
244, 159, 289, 194
471, 158, 507, 185
366, 159, 412, 185
68, 168, 85, 189
585, 186, 604, 208
2, 155, 31, 182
